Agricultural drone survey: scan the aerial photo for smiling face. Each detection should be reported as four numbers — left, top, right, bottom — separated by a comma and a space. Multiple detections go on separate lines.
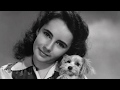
33, 19, 73, 64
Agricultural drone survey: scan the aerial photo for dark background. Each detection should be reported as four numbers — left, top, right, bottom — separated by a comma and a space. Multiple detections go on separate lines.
0, 11, 120, 79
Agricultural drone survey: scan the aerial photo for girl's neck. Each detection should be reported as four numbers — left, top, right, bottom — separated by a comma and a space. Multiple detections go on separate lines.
32, 55, 55, 70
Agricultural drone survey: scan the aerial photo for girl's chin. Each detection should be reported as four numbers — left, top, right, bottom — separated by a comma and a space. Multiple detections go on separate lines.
37, 54, 49, 62
37, 55, 57, 64
37, 52, 53, 62
34, 49, 58, 63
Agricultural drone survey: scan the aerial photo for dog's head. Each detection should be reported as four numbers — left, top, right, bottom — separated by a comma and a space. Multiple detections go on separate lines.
59, 55, 95, 78
59, 55, 84, 76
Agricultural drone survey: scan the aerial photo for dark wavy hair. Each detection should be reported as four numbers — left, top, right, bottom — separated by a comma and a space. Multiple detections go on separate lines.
13, 11, 89, 62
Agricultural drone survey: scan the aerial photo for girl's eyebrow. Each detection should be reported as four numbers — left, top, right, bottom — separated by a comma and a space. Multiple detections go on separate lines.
44, 29, 53, 37
58, 40, 68, 48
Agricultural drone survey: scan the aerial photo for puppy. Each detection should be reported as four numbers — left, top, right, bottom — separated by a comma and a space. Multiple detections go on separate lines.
57, 54, 95, 79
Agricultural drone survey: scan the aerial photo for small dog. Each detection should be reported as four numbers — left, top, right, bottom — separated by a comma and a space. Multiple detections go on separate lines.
57, 54, 95, 79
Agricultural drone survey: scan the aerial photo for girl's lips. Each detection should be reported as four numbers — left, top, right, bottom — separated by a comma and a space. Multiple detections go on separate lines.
38, 48, 50, 57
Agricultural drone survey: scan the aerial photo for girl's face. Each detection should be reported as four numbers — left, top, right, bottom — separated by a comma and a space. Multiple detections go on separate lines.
33, 19, 73, 64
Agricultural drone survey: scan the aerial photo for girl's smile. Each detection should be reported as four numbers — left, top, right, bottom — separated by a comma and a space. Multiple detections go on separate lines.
38, 47, 51, 58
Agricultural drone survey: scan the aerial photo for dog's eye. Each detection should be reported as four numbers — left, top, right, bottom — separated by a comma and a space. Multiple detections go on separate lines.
66, 60, 71, 63
75, 62, 80, 66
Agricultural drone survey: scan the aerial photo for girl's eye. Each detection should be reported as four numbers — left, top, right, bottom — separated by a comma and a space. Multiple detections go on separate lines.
56, 42, 65, 48
44, 32, 51, 38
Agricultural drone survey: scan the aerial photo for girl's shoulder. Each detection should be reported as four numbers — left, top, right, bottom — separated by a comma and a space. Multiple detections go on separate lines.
0, 61, 27, 71
0, 61, 28, 79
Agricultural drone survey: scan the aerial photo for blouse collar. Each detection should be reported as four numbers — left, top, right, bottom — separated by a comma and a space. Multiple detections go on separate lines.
33, 61, 59, 79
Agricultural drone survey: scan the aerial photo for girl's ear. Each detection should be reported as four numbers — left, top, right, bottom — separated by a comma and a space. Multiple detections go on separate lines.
36, 29, 39, 36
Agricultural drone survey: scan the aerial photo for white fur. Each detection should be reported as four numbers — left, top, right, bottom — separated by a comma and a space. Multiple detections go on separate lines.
57, 54, 95, 79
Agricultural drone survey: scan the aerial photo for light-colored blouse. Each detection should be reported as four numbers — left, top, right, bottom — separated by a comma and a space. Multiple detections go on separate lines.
0, 61, 59, 79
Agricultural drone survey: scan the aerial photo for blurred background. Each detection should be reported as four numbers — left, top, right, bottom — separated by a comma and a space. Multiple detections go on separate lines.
0, 11, 120, 79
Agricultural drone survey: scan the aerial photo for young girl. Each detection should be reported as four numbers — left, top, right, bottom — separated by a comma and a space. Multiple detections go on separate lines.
0, 11, 89, 79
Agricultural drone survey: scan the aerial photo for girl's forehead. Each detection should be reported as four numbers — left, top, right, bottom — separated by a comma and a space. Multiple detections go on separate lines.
44, 19, 73, 44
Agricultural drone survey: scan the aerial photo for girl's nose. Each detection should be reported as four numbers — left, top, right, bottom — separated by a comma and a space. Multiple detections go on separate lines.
43, 41, 54, 53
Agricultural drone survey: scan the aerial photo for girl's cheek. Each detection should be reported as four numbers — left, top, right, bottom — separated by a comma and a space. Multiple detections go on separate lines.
53, 46, 67, 57
36, 34, 48, 45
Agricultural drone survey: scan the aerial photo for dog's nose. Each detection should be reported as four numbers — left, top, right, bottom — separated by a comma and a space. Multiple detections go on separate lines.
68, 66, 72, 71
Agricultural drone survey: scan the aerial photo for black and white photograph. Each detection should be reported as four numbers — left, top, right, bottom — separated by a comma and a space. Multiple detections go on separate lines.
0, 11, 120, 79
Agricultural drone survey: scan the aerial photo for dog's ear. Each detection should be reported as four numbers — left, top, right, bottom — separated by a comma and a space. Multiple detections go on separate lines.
59, 54, 69, 65
80, 58, 95, 75
62, 54, 69, 61
63, 54, 69, 59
